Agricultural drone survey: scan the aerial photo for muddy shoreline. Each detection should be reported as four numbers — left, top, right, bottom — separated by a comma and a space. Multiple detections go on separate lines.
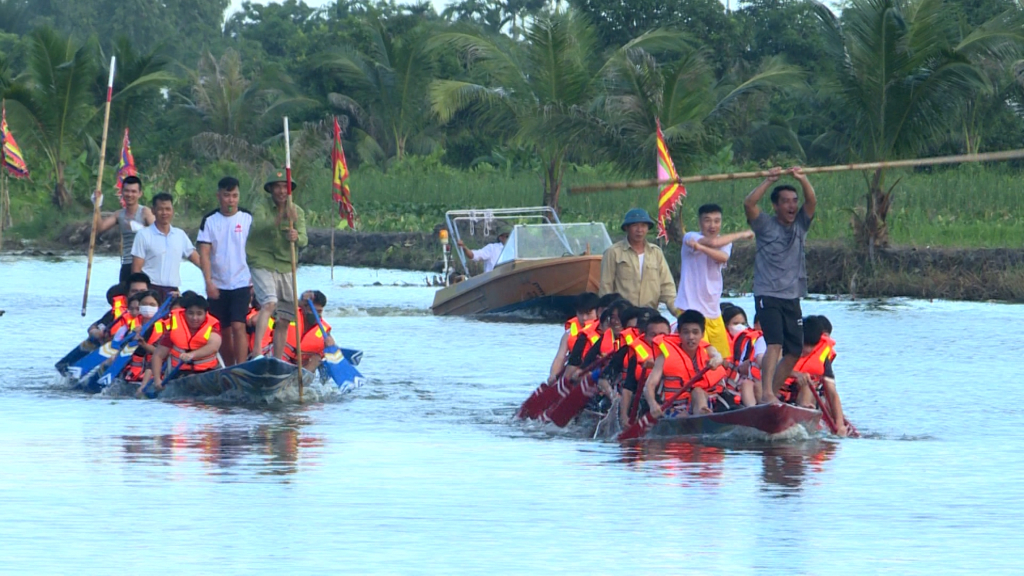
7, 223, 1024, 302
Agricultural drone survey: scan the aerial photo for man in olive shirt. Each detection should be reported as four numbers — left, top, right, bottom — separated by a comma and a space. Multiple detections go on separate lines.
247, 171, 308, 360
599, 208, 681, 315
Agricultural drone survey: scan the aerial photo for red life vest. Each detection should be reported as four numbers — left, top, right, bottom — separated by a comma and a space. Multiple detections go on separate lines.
123, 320, 168, 382
109, 312, 139, 339
780, 336, 835, 401
166, 309, 220, 372
564, 318, 584, 352
732, 328, 763, 380
280, 315, 332, 364
578, 321, 602, 358
626, 336, 655, 420
112, 295, 128, 320
654, 335, 727, 397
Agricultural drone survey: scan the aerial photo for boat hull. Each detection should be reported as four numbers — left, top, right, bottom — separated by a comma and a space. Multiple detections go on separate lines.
159, 357, 316, 401
648, 403, 822, 441
431, 256, 601, 318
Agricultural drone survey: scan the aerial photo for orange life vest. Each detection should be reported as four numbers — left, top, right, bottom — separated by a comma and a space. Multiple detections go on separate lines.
578, 321, 602, 358
732, 328, 763, 380
780, 336, 835, 401
654, 335, 728, 397
112, 295, 128, 320
280, 315, 332, 364
124, 320, 168, 382
108, 312, 138, 339
246, 308, 275, 353
166, 309, 220, 372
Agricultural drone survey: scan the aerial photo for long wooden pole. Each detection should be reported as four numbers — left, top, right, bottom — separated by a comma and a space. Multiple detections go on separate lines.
0, 172, 7, 251
570, 148, 1024, 194
81, 56, 116, 316
284, 117, 303, 402
330, 208, 335, 280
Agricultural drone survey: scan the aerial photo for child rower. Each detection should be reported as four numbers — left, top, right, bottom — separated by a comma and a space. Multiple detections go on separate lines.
548, 292, 600, 380
276, 290, 336, 371
619, 313, 670, 426
722, 306, 764, 407
643, 310, 727, 417
149, 293, 222, 392
781, 315, 848, 436
123, 291, 166, 383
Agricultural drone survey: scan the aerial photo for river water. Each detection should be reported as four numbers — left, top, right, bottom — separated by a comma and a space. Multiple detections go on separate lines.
1, 254, 1022, 574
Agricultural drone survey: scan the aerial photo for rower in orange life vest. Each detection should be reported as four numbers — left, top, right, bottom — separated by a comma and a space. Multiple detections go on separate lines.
87, 273, 153, 342
564, 299, 630, 381
617, 311, 668, 426
547, 292, 600, 381
781, 315, 849, 436
723, 305, 764, 407
274, 290, 336, 371
642, 309, 727, 417
122, 291, 166, 382
149, 292, 222, 392
589, 306, 648, 411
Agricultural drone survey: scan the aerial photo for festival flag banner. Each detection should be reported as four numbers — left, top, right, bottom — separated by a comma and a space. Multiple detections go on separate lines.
332, 117, 356, 229
115, 127, 137, 207
655, 119, 685, 240
1, 104, 30, 179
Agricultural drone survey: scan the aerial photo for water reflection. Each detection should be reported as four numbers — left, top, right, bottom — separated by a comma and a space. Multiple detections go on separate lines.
619, 439, 838, 493
120, 411, 322, 478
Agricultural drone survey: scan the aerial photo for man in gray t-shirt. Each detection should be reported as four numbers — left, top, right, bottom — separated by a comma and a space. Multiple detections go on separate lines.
743, 166, 817, 404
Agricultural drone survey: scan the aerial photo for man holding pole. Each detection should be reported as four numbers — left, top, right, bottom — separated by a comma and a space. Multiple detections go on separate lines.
246, 171, 308, 360
743, 166, 816, 404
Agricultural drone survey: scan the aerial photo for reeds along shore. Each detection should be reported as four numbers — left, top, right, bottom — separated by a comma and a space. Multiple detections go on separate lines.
7, 164, 1024, 251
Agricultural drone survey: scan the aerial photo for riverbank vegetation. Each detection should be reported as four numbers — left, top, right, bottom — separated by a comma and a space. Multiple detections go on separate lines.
2, 0, 1024, 252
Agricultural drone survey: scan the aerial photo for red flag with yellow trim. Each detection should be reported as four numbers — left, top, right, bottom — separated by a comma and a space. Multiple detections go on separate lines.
332, 117, 356, 229
1, 104, 29, 179
655, 119, 684, 240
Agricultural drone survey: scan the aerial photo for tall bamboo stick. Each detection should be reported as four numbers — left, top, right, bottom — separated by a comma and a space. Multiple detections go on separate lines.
570, 148, 1024, 194
81, 56, 116, 316
284, 117, 303, 403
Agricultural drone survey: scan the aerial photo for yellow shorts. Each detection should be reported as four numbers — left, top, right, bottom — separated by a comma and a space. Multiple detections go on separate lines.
703, 315, 732, 360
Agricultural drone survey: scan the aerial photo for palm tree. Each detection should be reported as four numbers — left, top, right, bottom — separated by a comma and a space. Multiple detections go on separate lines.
430, 11, 685, 209
317, 20, 439, 167
178, 49, 310, 163
105, 37, 177, 138
814, 0, 1024, 257
600, 46, 806, 175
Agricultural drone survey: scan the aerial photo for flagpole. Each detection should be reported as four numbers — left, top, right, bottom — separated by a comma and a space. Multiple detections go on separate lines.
81, 56, 116, 317
330, 207, 336, 280
0, 172, 7, 250
284, 117, 303, 403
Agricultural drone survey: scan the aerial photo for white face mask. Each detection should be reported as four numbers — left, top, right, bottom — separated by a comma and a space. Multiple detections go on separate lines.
139, 305, 159, 318
728, 323, 747, 337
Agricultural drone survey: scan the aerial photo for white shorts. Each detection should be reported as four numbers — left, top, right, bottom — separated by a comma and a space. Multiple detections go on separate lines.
251, 268, 296, 321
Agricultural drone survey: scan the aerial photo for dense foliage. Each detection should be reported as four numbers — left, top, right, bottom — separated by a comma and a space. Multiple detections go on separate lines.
1, 0, 1024, 250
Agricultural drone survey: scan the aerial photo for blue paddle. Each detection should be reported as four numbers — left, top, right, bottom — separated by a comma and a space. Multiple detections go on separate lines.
70, 297, 173, 384
306, 298, 364, 394
141, 359, 186, 399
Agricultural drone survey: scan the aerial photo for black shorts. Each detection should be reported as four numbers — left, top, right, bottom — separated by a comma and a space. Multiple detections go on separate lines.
119, 262, 133, 284
754, 295, 803, 357
209, 287, 251, 325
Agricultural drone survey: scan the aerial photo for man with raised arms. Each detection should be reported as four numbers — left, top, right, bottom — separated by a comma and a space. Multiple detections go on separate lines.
743, 166, 816, 404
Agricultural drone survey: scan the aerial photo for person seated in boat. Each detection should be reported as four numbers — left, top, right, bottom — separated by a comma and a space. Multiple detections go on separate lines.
87, 284, 128, 342
456, 222, 511, 273
108, 292, 144, 342
722, 305, 764, 407
275, 290, 337, 371
619, 311, 667, 426
779, 315, 848, 436
122, 291, 166, 383
548, 292, 600, 380
642, 310, 727, 417
149, 292, 222, 392
565, 299, 630, 380
590, 306, 646, 407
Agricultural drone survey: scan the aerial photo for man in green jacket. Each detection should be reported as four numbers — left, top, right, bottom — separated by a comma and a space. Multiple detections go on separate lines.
247, 171, 308, 360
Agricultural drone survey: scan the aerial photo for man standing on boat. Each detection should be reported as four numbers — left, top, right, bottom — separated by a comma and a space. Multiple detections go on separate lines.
131, 192, 201, 302
599, 208, 680, 315
457, 222, 510, 273
674, 203, 754, 359
743, 166, 816, 404
197, 176, 252, 367
247, 171, 308, 360
94, 176, 154, 283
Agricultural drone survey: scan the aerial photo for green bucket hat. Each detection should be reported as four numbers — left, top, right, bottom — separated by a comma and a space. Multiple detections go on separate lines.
264, 170, 297, 193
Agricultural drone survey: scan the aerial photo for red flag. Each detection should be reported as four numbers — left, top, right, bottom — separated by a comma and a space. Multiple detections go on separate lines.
1, 104, 29, 179
655, 119, 685, 240
115, 127, 137, 208
332, 117, 356, 228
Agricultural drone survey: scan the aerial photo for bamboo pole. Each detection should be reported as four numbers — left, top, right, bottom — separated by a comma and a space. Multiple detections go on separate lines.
81, 56, 116, 316
570, 148, 1024, 194
284, 117, 303, 403
0, 172, 7, 251
330, 207, 335, 280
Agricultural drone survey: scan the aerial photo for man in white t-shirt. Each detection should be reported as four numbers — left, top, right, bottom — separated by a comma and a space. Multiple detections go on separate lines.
131, 192, 201, 302
674, 203, 753, 359
456, 222, 510, 274
197, 176, 253, 366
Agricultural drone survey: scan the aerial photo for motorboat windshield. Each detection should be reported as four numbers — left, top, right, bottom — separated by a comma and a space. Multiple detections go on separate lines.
495, 223, 613, 266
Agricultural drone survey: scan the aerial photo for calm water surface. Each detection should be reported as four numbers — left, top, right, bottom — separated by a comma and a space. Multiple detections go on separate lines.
1, 255, 1022, 574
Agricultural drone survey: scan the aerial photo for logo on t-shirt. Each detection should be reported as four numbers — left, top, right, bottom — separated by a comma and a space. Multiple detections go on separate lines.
234, 224, 243, 233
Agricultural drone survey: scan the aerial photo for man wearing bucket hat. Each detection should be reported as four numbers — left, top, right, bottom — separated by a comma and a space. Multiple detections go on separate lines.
245, 170, 308, 359
456, 221, 511, 274
599, 208, 680, 315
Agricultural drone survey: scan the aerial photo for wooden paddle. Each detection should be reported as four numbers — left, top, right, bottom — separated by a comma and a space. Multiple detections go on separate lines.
617, 366, 712, 441
283, 117, 303, 403
516, 353, 612, 420
139, 358, 186, 399
806, 380, 860, 438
